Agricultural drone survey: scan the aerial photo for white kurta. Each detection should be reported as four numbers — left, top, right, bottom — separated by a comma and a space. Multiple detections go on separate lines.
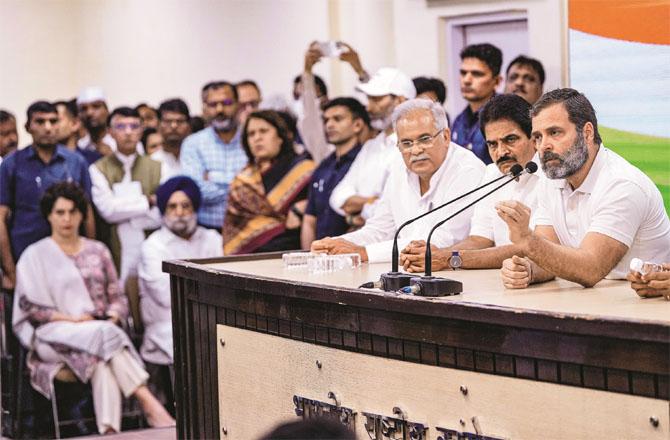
340, 143, 486, 263
329, 131, 399, 219
138, 226, 223, 364
151, 149, 182, 183
469, 154, 544, 246
89, 153, 161, 284
13, 237, 142, 400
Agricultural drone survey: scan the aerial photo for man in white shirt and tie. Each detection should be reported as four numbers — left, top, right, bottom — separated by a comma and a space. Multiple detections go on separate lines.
311, 99, 485, 263
400, 94, 543, 272
497, 88, 670, 288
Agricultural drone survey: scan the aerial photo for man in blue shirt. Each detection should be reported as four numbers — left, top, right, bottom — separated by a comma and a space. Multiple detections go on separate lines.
181, 81, 247, 229
301, 98, 368, 248
452, 43, 502, 165
0, 101, 93, 289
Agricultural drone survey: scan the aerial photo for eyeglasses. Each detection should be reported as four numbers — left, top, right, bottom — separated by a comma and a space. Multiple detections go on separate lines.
397, 130, 443, 152
204, 99, 235, 109
111, 122, 141, 131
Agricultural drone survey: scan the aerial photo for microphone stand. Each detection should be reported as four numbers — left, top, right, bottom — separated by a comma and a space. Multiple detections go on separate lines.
376, 170, 518, 291
409, 164, 529, 296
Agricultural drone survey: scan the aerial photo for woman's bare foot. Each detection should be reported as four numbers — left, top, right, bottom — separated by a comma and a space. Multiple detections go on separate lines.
134, 385, 176, 427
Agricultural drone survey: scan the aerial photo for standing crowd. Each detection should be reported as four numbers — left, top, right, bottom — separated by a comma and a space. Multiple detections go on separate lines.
1, 41, 669, 435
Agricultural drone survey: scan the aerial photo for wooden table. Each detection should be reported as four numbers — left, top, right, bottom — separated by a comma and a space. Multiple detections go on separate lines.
164, 253, 669, 440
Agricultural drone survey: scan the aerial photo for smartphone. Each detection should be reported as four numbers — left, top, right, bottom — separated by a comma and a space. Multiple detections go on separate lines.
317, 41, 343, 58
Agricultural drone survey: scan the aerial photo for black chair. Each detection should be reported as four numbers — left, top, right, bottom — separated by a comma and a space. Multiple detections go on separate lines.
1, 289, 18, 438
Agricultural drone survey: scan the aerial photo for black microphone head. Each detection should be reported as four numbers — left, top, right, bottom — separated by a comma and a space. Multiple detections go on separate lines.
525, 161, 539, 174
509, 163, 523, 177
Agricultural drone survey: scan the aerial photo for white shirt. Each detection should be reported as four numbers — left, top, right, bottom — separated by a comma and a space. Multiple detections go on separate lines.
115, 151, 136, 183
138, 226, 222, 364
297, 72, 333, 165
89, 153, 161, 283
151, 149, 182, 183
469, 155, 544, 246
340, 143, 486, 263
534, 146, 670, 279
329, 131, 399, 218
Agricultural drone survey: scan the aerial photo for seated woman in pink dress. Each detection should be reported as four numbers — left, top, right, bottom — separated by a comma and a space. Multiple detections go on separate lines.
12, 182, 174, 434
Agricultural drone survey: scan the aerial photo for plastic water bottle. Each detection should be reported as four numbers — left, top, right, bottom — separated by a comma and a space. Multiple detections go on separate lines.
282, 252, 314, 270
629, 258, 665, 276
307, 253, 361, 274
282, 252, 361, 273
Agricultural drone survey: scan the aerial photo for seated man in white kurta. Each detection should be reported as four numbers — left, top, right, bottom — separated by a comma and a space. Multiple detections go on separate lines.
138, 176, 222, 366
496, 88, 670, 288
311, 99, 485, 263
400, 94, 544, 272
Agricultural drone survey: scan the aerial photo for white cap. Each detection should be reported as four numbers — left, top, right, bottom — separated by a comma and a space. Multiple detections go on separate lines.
77, 86, 106, 105
259, 93, 291, 113
356, 67, 416, 99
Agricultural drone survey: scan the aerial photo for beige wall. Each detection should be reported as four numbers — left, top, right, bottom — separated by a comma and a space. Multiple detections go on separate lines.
0, 0, 565, 143
0, 0, 332, 141
391, 0, 566, 116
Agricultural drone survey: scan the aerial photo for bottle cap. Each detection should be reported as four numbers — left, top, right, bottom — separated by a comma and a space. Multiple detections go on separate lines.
629, 258, 644, 273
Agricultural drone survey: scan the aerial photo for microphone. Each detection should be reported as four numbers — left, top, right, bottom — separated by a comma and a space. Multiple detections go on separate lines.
524, 161, 538, 174
405, 162, 535, 297
374, 163, 525, 291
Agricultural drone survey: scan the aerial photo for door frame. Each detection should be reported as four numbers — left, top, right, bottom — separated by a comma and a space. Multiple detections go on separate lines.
439, 10, 528, 117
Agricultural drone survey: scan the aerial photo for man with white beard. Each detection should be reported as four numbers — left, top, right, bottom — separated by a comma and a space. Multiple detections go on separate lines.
496, 88, 670, 289
138, 176, 222, 367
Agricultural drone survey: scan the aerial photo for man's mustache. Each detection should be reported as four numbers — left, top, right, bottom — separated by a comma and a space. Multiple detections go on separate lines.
215, 112, 232, 120
541, 151, 563, 163
496, 155, 516, 166
410, 153, 430, 163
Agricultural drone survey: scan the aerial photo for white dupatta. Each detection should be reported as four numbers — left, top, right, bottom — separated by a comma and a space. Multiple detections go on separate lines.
13, 237, 97, 348
12, 238, 141, 397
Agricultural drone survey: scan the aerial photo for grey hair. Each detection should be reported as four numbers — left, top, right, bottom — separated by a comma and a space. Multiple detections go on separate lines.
531, 88, 602, 145
392, 98, 448, 133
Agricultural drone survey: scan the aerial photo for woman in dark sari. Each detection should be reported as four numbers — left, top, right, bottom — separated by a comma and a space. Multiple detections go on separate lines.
223, 110, 315, 254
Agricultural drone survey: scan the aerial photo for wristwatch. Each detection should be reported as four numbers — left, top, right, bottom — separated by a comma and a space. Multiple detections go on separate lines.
448, 250, 462, 270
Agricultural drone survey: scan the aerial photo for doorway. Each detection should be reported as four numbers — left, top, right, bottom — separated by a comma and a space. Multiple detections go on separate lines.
442, 12, 529, 119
